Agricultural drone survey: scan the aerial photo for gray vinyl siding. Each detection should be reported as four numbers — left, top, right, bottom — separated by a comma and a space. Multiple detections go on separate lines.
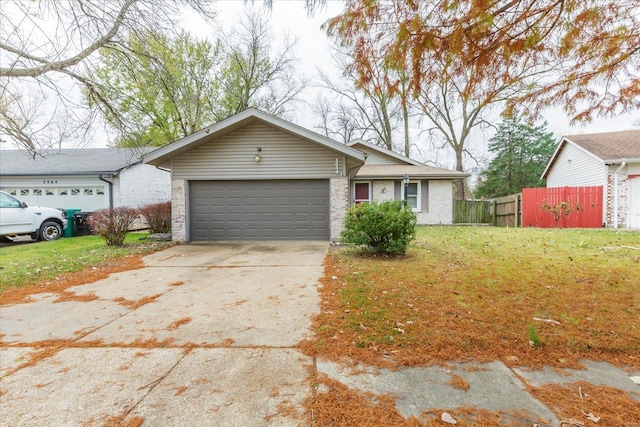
359, 148, 407, 165
172, 122, 345, 180
547, 143, 606, 187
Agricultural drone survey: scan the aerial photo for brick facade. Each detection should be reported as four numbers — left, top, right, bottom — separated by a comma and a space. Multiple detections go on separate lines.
416, 180, 454, 224
330, 176, 349, 243
605, 166, 629, 228
114, 164, 171, 209
171, 179, 187, 242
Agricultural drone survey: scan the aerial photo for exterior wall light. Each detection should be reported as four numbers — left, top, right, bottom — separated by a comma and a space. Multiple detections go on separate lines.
403, 173, 410, 206
255, 147, 262, 162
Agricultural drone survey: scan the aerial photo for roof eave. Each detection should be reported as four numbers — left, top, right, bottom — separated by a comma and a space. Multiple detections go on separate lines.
0, 170, 124, 177
355, 173, 470, 179
604, 157, 640, 164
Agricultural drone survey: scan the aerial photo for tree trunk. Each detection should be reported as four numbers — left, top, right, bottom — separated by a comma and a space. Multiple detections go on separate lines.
455, 149, 465, 200
402, 98, 410, 157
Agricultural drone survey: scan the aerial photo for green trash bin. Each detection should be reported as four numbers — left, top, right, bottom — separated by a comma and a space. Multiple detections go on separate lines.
63, 209, 81, 237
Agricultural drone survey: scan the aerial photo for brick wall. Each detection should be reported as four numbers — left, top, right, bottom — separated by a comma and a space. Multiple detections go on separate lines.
416, 180, 454, 224
114, 164, 171, 208
605, 166, 629, 227
330, 177, 349, 243
171, 179, 187, 242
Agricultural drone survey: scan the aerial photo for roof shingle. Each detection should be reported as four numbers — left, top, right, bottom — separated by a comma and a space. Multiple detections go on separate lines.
565, 130, 640, 160
0, 148, 152, 176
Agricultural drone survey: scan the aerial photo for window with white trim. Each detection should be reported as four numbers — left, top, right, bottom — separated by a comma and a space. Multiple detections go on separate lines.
402, 181, 421, 211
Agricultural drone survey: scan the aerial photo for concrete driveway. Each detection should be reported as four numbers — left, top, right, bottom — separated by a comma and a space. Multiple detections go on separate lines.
0, 241, 328, 426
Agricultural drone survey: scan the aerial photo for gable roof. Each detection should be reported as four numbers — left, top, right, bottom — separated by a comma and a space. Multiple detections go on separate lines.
348, 139, 423, 166
144, 108, 366, 166
541, 129, 640, 178
565, 130, 640, 161
355, 164, 470, 179
0, 148, 151, 176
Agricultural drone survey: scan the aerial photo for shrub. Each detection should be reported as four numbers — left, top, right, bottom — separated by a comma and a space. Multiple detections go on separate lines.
138, 201, 171, 234
88, 207, 138, 246
541, 199, 581, 227
340, 200, 417, 255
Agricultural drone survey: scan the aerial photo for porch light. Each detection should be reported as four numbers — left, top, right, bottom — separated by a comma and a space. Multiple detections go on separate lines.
255, 147, 262, 162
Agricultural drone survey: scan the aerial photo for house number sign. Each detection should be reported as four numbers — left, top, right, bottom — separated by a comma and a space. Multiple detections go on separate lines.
42, 180, 58, 184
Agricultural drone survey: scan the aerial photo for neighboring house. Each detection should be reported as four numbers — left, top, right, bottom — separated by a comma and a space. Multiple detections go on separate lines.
0, 148, 171, 212
143, 108, 469, 243
541, 130, 640, 228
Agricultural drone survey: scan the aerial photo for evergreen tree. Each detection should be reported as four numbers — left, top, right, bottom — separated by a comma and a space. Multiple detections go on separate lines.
475, 115, 556, 199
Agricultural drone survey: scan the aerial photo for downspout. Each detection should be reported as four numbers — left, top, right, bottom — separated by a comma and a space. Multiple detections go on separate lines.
613, 161, 626, 229
99, 174, 114, 208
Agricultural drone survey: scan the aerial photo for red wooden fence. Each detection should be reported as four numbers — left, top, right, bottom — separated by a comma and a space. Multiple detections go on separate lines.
521, 186, 603, 228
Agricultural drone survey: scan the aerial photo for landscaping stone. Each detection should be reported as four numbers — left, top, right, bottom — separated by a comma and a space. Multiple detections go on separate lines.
148, 233, 172, 241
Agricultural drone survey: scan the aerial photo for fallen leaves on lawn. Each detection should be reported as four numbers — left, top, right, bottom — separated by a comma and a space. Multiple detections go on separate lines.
301, 245, 640, 370
0, 256, 145, 306
531, 381, 640, 427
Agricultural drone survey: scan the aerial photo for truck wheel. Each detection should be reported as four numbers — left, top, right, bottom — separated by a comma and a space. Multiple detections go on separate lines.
39, 221, 63, 241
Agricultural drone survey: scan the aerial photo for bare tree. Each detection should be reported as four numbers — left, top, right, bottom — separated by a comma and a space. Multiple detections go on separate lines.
217, 12, 305, 119
415, 56, 548, 199
0, 0, 214, 153
313, 44, 414, 153
312, 95, 369, 144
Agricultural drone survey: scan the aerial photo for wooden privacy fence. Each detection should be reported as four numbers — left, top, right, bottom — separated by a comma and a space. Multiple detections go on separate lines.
453, 200, 492, 224
453, 194, 521, 226
521, 186, 603, 228
493, 194, 521, 227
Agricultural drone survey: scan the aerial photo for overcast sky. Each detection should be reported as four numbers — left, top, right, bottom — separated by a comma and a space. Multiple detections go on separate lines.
205, 0, 639, 137
3, 1, 637, 167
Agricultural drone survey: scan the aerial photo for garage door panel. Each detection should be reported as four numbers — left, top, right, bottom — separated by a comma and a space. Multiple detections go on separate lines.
189, 180, 329, 241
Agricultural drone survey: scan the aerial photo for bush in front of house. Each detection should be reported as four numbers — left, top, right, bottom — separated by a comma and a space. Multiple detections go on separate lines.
88, 207, 138, 246
138, 201, 171, 234
341, 200, 417, 255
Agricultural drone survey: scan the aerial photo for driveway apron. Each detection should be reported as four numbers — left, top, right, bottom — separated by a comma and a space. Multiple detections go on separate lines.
0, 241, 327, 426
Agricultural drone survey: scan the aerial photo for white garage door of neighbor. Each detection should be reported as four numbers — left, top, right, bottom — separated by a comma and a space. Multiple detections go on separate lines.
3, 187, 106, 211
189, 180, 330, 241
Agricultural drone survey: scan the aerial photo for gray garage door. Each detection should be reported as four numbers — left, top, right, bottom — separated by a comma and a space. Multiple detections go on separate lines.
190, 180, 329, 241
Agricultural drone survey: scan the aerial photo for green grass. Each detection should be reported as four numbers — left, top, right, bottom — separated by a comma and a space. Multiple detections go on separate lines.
0, 233, 170, 292
313, 226, 640, 368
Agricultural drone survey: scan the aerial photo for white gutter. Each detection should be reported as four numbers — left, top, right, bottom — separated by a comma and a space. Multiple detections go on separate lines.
613, 161, 626, 229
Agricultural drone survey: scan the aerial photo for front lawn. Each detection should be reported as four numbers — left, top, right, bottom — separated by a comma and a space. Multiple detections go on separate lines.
305, 226, 640, 369
0, 233, 170, 295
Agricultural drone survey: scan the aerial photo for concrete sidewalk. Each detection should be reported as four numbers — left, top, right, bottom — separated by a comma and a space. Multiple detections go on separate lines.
1, 241, 638, 426
316, 358, 640, 426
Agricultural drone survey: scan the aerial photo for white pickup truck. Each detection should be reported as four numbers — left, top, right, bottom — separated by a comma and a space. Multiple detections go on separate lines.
0, 190, 68, 242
